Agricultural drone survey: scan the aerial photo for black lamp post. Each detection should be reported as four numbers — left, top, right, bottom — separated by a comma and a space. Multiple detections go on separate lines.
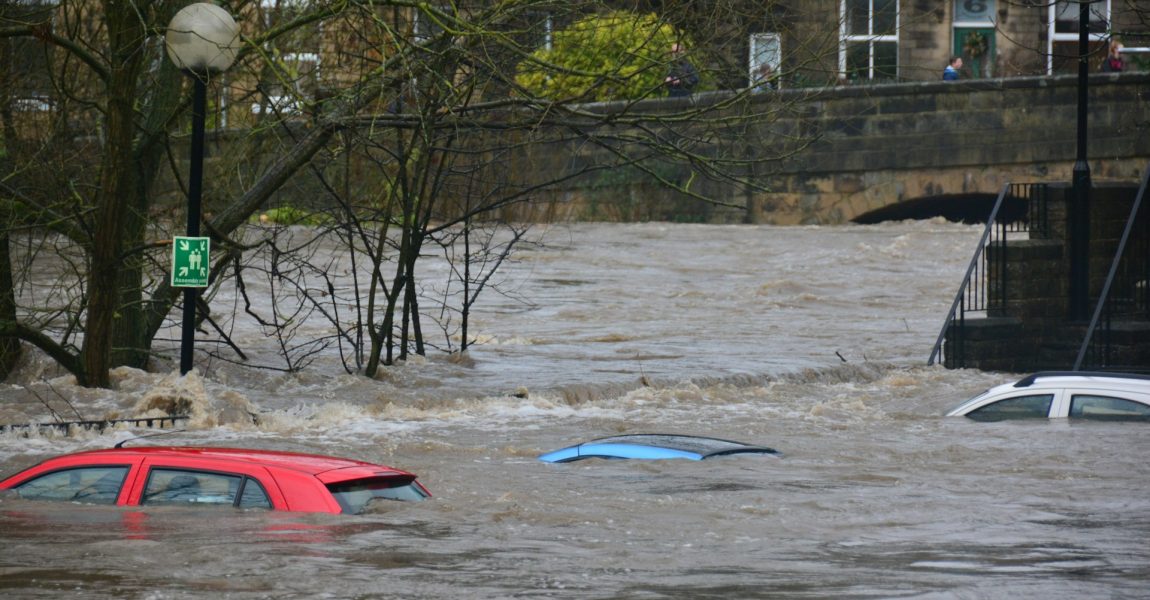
1069, 1, 1097, 321
165, 3, 240, 374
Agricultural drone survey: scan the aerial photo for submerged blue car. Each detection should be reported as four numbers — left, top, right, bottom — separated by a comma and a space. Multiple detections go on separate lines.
538, 434, 781, 463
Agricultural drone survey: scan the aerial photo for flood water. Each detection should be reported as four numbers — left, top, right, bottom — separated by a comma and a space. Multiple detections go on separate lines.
2, 221, 1149, 599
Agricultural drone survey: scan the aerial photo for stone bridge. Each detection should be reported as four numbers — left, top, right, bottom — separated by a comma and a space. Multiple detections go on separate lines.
518, 72, 1150, 225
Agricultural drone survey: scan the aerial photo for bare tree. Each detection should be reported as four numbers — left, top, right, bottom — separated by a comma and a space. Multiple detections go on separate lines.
0, 0, 836, 386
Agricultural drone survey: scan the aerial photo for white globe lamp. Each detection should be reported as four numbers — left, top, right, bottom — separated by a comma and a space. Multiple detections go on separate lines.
165, 3, 240, 76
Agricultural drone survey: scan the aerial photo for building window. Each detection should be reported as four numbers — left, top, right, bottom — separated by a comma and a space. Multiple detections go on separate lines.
1052, 0, 1109, 35
1047, 0, 1110, 74
526, 11, 554, 52
840, 0, 899, 82
253, 0, 322, 116
414, 5, 449, 43
5, 0, 56, 110
749, 33, 781, 90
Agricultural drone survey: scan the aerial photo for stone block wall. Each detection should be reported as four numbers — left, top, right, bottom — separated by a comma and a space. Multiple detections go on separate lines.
507, 72, 1149, 225
986, 239, 1067, 320
167, 73, 1149, 227
944, 181, 1149, 372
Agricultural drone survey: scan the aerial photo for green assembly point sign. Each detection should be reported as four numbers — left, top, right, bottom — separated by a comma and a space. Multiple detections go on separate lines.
171, 236, 210, 288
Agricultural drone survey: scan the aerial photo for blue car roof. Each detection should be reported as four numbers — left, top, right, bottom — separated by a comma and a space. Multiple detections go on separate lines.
538, 434, 781, 463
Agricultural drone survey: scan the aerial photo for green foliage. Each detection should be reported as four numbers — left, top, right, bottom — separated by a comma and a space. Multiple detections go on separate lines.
515, 11, 691, 102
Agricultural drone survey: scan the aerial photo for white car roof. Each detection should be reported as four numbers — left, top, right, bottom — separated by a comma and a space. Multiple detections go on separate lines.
948, 371, 1150, 417
1011, 371, 1150, 387
1009, 372, 1150, 393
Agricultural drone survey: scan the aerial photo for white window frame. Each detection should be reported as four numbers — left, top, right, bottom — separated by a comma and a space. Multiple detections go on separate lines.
749, 33, 781, 89
542, 14, 554, 52
259, 0, 311, 9
250, 95, 305, 115
518, 10, 554, 52
13, 96, 54, 112
281, 52, 321, 67
839, 0, 900, 80
1046, 0, 1111, 74
255, 1, 322, 116
414, 5, 450, 43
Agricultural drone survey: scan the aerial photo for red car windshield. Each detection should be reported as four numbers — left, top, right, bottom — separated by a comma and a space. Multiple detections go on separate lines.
326, 476, 429, 514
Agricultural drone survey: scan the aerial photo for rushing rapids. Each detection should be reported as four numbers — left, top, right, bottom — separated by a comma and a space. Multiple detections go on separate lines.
2, 221, 1148, 598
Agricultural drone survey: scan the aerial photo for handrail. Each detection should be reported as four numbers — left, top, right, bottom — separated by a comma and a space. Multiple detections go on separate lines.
0, 415, 188, 435
1073, 163, 1150, 370
928, 183, 1012, 366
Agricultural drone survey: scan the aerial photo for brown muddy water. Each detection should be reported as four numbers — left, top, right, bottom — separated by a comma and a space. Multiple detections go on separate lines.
1, 221, 1148, 599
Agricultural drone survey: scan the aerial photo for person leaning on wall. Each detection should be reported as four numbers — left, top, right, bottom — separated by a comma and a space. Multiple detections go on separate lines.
664, 42, 699, 97
943, 56, 962, 81
752, 62, 777, 93
1101, 40, 1124, 72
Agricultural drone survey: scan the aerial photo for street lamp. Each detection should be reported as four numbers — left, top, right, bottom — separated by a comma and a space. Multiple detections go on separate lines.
1069, 0, 1099, 321
165, 3, 240, 374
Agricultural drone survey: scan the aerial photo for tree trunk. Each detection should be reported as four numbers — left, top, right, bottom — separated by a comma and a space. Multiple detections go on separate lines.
0, 32, 22, 378
0, 231, 21, 378
112, 11, 186, 370
81, 0, 146, 387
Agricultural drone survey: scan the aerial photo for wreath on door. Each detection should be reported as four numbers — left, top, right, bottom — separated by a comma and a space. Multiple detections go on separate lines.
963, 31, 988, 59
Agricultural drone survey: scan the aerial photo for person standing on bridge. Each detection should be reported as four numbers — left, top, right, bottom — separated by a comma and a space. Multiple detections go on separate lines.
1101, 41, 1124, 72
665, 42, 699, 97
943, 56, 962, 81
753, 62, 778, 93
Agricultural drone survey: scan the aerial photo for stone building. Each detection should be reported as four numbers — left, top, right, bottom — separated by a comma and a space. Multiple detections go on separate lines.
760, 0, 1145, 87
238, 1, 1147, 119
5, 1, 1145, 124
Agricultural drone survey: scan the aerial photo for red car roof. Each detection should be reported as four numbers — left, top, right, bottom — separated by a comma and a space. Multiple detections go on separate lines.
54, 446, 407, 477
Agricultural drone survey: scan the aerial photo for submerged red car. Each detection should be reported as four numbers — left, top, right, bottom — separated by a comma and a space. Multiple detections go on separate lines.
0, 446, 430, 514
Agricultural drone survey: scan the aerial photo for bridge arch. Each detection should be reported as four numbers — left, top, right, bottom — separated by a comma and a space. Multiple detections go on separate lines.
739, 73, 1148, 225
851, 193, 1024, 224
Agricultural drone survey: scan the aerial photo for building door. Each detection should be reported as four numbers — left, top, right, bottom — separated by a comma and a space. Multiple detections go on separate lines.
952, 0, 995, 78
953, 28, 995, 78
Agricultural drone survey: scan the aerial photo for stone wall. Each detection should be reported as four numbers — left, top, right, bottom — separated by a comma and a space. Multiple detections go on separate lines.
944, 182, 1150, 372
509, 72, 1150, 225
175, 73, 1150, 226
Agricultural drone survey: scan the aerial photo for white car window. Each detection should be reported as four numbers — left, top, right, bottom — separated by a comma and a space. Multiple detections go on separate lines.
1068, 395, 1150, 421
967, 394, 1054, 421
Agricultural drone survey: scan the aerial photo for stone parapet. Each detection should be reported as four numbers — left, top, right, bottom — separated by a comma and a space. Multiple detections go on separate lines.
506, 73, 1149, 224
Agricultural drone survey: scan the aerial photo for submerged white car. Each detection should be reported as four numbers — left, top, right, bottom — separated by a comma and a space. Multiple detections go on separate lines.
947, 372, 1150, 421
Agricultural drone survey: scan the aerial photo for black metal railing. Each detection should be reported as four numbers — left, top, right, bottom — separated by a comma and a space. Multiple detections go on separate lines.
1074, 165, 1150, 371
928, 182, 1048, 367
0, 415, 188, 436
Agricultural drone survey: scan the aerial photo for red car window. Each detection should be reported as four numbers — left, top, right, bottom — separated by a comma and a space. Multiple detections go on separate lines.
141, 468, 272, 509
326, 476, 430, 514
238, 478, 273, 509
11, 466, 129, 505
